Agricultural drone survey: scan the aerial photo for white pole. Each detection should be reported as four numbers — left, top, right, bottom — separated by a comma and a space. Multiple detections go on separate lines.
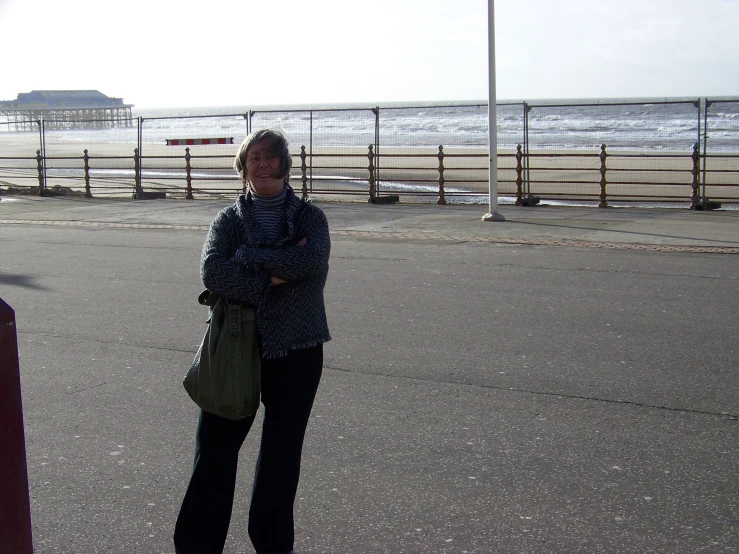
483, 0, 505, 222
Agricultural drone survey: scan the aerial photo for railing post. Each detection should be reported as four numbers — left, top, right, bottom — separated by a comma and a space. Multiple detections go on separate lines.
36, 149, 45, 196
133, 148, 142, 199
300, 146, 308, 200
38, 119, 47, 195
372, 106, 380, 192
83, 149, 92, 198
0, 299, 34, 554
599, 144, 608, 208
185, 147, 194, 200
367, 144, 376, 202
437, 145, 447, 205
515, 144, 523, 206
690, 142, 700, 206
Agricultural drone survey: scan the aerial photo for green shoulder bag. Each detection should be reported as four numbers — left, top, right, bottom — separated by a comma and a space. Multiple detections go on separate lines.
183, 290, 261, 420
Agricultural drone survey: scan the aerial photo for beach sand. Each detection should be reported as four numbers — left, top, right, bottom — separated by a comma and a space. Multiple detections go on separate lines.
1, 135, 737, 204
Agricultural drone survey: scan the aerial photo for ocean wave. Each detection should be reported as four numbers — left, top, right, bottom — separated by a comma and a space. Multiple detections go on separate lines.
4, 101, 736, 153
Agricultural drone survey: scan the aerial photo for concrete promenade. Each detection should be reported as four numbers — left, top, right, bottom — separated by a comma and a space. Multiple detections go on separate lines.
1, 196, 737, 553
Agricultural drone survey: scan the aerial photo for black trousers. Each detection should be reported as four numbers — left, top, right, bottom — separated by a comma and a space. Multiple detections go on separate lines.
174, 344, 323, 554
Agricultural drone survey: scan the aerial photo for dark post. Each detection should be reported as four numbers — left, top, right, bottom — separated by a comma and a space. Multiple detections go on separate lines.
515, 144, 523, 206
133, 148, 142, 199
372, 107, 380, 190
690, 142, 700, 206
39, 119, 47, 194
36, 119, 43, 172
185, 147, 193, 200
36, 150, 44, 196
367, 145, 376, 202
300, 146, 308, 200
599, 144, 608, 208
0, 299, 34, 554
437, 145, 447, 205
83, 149, 92, 198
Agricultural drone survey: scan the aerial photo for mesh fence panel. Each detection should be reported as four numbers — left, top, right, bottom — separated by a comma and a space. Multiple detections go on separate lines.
0, 120, 42, 194
379, 105, 479, 201
310, 109, 376, 197
250, 110, 311, 146
525, 101, 700, 204
41, 117, 139, 197
495, 103, 525, 201
251, 109, 376, 198
141, 114, 248, 198
250, 110, 311, 195
704, 100, 739, 203
375, 104, 520, 203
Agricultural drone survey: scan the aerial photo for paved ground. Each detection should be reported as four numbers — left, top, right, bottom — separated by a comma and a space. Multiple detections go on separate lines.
2, 196, 739, 252
1, 196, 738, 553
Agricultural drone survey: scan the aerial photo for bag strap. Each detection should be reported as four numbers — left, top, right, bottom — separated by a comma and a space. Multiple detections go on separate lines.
198, 289, 221, 307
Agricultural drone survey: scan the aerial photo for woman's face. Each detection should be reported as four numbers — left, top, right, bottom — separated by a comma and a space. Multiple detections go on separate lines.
245, 139, 285, 195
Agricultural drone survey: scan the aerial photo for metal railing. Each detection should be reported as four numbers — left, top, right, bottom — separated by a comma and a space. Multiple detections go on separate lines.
1, 99, 736, 207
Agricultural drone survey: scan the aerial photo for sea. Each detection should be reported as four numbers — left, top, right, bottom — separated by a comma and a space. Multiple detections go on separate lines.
15, 97, 738, 152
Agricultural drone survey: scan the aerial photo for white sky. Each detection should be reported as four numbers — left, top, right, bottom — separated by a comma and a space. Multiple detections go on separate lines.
1, 0, 737, 108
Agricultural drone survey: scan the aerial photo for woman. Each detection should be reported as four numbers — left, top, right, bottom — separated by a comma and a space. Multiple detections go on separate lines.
174, 129, 331, 554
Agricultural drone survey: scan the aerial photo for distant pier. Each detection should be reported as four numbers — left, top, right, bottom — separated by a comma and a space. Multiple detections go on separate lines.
0, 90, 133, 131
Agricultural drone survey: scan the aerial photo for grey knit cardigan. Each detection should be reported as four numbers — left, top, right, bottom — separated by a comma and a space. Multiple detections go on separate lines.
200, 186, 331, 359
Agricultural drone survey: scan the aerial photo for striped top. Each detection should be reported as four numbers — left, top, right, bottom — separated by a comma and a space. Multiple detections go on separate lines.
251, 186, 287, 241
